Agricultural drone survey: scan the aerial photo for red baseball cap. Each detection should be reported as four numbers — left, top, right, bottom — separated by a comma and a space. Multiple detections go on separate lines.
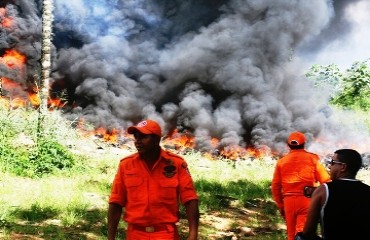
287, 131, 306, 145
127, 119, 162, 137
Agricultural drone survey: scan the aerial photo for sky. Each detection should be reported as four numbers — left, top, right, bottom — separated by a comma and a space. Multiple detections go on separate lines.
299, 0, 370, 70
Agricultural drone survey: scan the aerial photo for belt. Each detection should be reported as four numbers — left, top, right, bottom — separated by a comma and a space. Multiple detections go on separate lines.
130, 223, 173, 233
283, 192, 303, 196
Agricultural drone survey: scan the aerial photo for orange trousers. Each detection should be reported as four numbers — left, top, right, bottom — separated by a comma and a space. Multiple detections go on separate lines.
283, 195, 311, 240
126, 224, 179, 240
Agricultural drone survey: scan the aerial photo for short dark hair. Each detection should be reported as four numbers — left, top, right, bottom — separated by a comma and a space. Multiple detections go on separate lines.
288, 144, 304, 150
335, 149, 362, 176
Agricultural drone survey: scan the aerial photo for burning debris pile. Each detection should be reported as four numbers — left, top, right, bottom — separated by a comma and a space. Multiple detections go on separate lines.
1, 0, 370, 158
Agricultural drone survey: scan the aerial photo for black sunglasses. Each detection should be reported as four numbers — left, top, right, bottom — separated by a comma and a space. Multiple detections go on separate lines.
329, 159, 346, 166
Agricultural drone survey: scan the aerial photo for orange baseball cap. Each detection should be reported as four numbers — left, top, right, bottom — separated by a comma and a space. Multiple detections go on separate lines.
127, 119, 162, 137
287, 131, 306, 145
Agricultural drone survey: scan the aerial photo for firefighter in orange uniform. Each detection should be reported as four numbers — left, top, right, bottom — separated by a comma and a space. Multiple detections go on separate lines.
108, 119, 199, 240
271, 131, 330, 240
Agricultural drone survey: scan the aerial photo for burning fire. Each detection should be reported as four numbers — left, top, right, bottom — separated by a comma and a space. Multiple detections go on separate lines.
0, 48, 34, 108
0, 8, 13, 29
0, 78, 39, 107
94, 127, 120, 143
0, 49, 26, 69
160, 129, 273, 160
0, 49, 319, 161
163, 129, 195, 151
0, 49, 67, 109
73, 120, 272, 160
0, 26, 276, 160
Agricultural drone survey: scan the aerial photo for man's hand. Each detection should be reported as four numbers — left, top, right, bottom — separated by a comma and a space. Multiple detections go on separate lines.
304, 186, 317, 198
184, 199, 199, 240
107, 203, 123, 240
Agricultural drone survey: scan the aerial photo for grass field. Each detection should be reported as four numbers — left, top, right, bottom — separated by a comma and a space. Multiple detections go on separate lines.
0, 134, 289, 239
2, 138, 369, 240
1, 107, 370, 239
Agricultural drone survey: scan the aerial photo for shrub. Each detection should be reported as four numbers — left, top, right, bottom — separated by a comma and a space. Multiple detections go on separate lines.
29, 138, 76, 177
1, 139, 77, 177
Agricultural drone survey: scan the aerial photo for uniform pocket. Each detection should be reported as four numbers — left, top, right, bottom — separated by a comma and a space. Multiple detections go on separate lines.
159, 179, 178, 201
125, 176, 144, 201
125, 176, 143, 187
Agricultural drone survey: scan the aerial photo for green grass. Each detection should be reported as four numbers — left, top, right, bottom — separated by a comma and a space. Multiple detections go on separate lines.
1, 148, 368, 239
183, 153, 286, 239
0, 147, 286, 239
1, 105, 369, 239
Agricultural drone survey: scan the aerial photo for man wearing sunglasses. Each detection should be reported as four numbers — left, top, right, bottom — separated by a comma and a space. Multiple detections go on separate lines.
296, 149, 370, 240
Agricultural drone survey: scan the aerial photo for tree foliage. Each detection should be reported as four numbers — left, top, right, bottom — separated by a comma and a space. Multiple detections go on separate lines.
331, 60, 370, 110
305, 63, 342, 96
306, 59, 370, 111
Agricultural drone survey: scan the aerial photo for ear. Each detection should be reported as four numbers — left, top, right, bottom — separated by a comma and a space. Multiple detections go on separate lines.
340, 163, 348, 173
152, 135, 161, 143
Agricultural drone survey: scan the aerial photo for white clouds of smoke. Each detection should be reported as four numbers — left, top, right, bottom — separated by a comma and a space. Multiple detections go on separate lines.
2, 0, 369, 154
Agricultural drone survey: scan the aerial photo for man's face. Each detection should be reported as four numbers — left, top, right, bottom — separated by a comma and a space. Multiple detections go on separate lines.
133, 132, 158, 156
329, 153, 346, 180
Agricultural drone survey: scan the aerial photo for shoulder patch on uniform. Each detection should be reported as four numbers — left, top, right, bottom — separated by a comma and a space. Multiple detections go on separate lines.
162, 158, 177, 178
181, 162, 192, 176
181, 162, 188, 168
162, 157, 174, 165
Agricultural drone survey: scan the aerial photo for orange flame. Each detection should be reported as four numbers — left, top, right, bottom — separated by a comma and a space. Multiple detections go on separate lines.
219, 145, 272, 160
0, 78, 28, 108
94, 127, 121, 143
48, 98, 64, 108
162, 129, 195, 152
161, 129, 274, 160
0, 49, 26, 69
28, 92, 40, 106
0, 8, 13, 28
0, 50, 41, 108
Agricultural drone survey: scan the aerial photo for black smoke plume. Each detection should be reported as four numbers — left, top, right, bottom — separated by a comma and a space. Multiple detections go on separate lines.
1, 0, 369, 155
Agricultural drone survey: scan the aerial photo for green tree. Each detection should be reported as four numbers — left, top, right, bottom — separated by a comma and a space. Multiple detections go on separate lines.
305, 63, 342, 98
331, 60, 370, 110
306, 60, 370, 111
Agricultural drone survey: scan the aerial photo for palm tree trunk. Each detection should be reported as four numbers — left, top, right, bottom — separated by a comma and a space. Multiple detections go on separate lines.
38, 0, 54, 137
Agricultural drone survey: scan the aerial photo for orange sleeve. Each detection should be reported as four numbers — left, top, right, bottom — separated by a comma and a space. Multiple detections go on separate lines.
271, 163, 284, 210
108, 161, 127, 207
178, 160, 198, 205
315, 160, 331, 184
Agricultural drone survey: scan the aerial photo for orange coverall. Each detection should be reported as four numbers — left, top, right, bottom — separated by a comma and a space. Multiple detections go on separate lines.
109, 149, 198, 240
271, 149, 330, 240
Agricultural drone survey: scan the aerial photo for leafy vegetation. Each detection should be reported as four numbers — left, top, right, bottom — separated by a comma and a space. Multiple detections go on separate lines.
331, 60, 370, 110
0, 106, 83, 177
306, 59, 370, 111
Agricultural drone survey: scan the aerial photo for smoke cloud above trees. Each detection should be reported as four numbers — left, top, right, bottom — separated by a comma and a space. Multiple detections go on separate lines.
1, 0, 369, 154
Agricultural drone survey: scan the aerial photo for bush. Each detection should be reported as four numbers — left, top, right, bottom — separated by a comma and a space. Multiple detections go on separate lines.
29, 138, 76, 177
0, 138, 77, 178
0, 105, 83, 177
0, 143, 32, 176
